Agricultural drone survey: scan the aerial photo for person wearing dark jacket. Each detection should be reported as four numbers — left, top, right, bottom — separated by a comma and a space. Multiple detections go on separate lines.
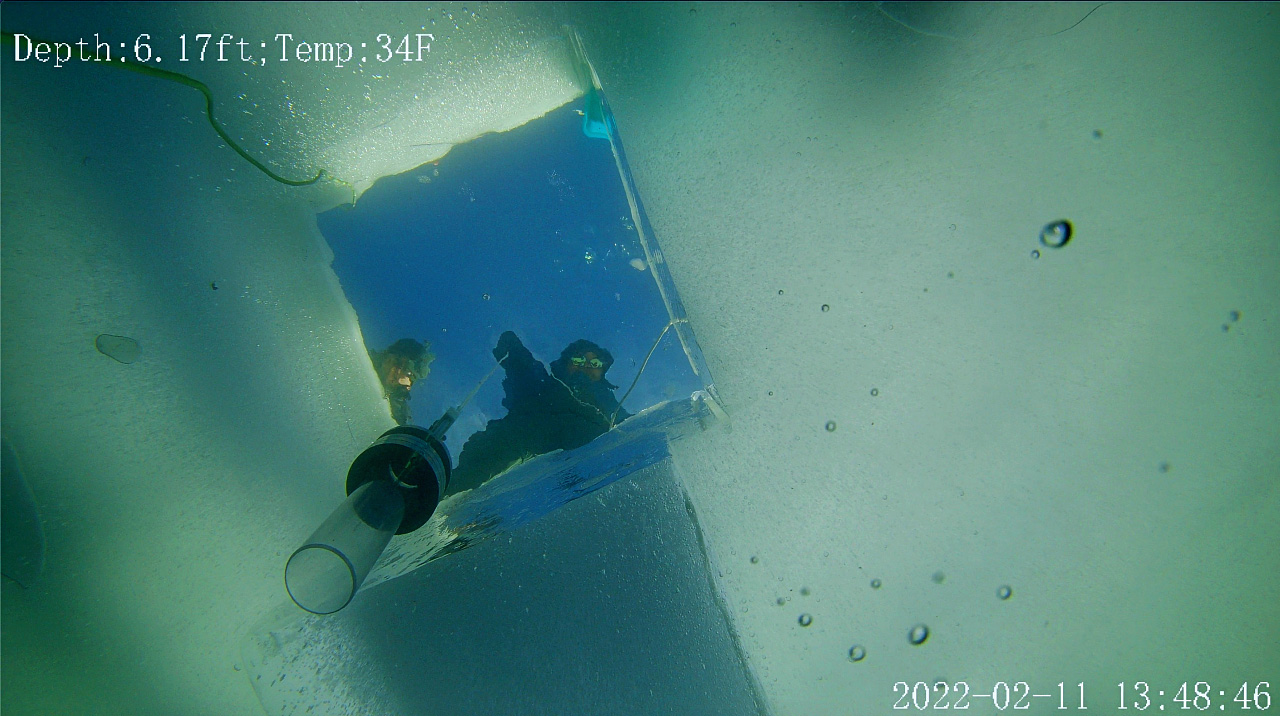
446, 331, 630, 495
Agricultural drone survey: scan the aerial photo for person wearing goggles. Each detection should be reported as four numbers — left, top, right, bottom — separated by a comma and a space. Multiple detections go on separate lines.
446, 331, 630, 495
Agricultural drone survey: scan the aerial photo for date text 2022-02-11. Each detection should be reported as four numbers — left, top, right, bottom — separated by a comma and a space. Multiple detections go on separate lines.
891, 681, 1271, 712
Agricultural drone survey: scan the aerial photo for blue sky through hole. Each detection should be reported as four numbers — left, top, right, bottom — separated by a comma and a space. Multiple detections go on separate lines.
318, 101, 699, 455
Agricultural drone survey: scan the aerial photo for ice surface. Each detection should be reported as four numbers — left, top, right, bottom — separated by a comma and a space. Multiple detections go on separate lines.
564, 3, 1280, 713
244, 458, 767, 716
1, 438, 45, 588
3, 3, 582, 201
3, 3, 1278, 716
0, 3, 586, 713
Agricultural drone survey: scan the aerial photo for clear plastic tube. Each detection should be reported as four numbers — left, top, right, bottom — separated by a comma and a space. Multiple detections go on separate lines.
284, 479, 405, 615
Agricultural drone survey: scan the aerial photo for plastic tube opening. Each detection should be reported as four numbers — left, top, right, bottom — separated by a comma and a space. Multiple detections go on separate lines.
285, 479, 405, 615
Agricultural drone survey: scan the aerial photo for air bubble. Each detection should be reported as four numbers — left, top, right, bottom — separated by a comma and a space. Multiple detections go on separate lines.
908, 624, 930, 645
798, 613, 813, 627
870, 578, 882, 589
848, 645, 867, 662
997, 585, 1013, 600
1039, 220, 1073, 248
825, 421, 837, 432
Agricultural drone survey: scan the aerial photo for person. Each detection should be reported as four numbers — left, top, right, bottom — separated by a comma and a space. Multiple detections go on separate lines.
445, 331, 630, 495
369, 338, 434, 425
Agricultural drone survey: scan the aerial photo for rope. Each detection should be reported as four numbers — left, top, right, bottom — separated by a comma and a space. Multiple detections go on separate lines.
610, 319, 681, 428
1, 31, 329, 187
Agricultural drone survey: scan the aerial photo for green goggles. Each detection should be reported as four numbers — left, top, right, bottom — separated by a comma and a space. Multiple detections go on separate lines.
570, 356, 605, 369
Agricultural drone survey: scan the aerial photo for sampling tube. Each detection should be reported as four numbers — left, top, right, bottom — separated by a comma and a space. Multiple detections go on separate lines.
284, 479, 405, 615
284, 425, 452, 615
